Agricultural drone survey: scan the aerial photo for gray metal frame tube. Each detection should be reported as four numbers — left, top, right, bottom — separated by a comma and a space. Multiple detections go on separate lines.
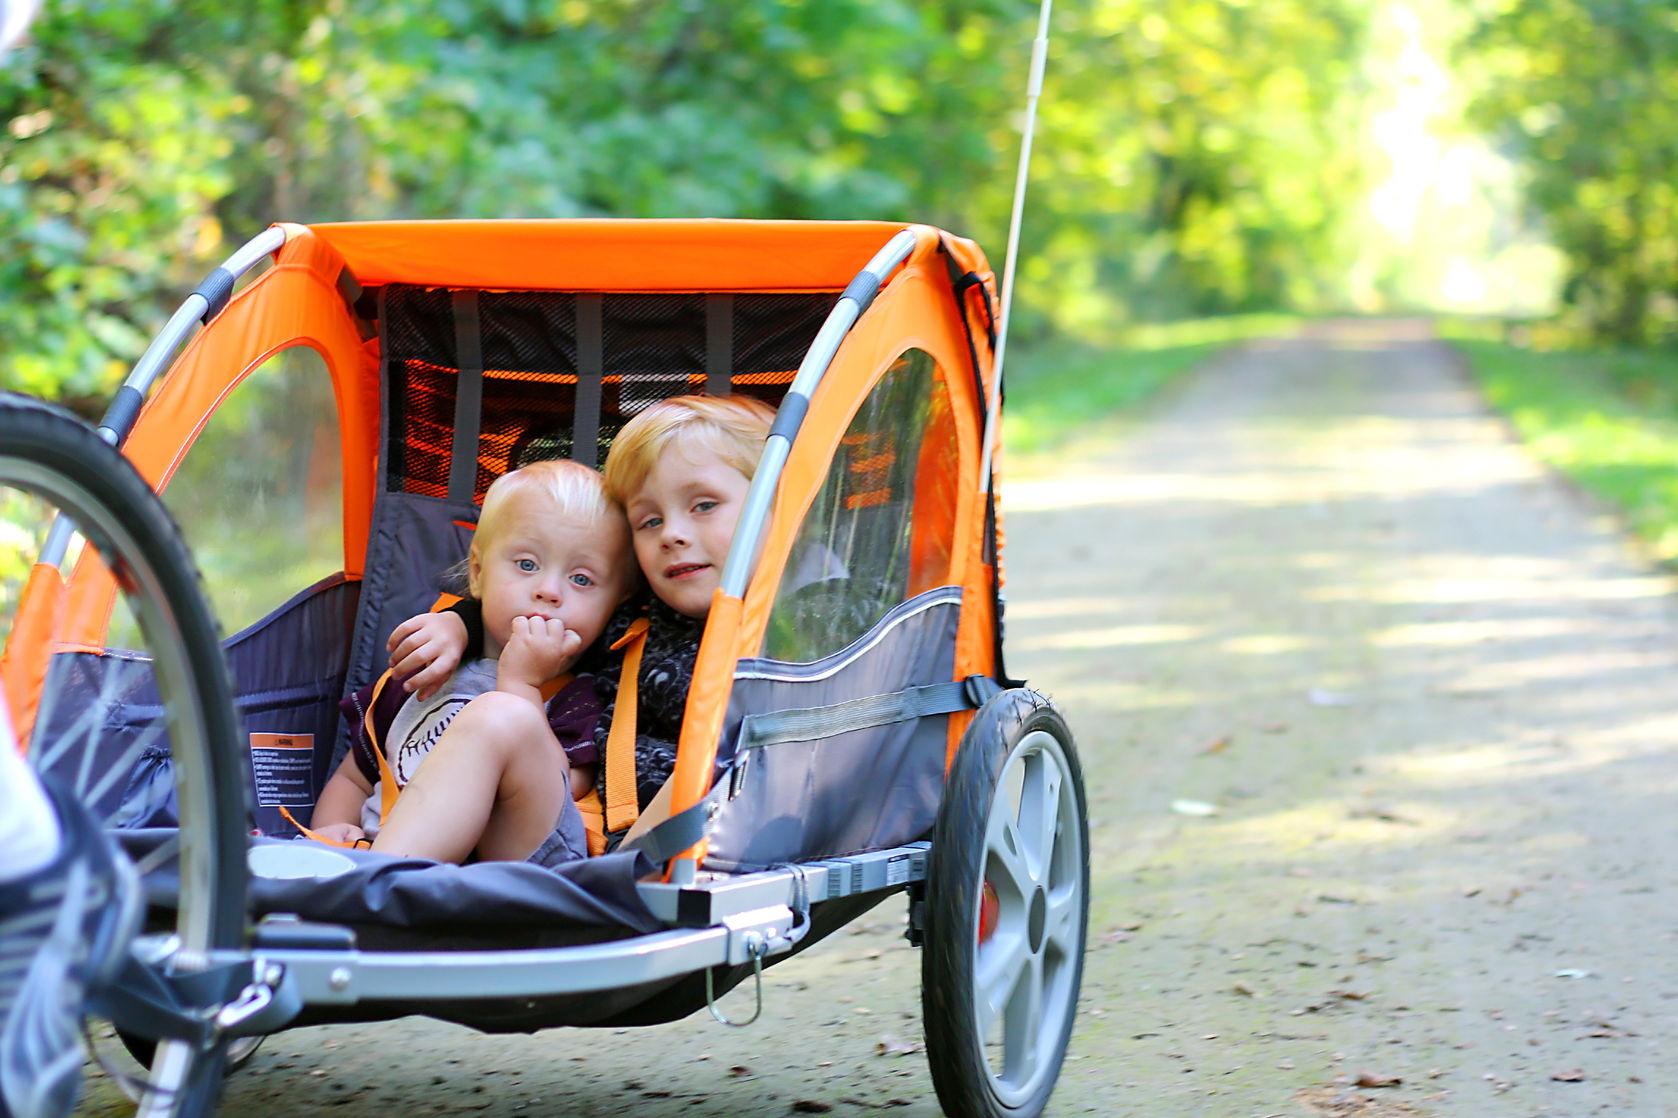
720, 228, 918, 599
100, 226, 288, 446
35, 228, 290, 567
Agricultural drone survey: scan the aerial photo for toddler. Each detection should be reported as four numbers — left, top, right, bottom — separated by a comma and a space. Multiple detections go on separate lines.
309, 458, 634, 865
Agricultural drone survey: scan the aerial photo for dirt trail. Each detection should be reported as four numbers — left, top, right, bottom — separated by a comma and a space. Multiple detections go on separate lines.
80, 321, 1678, 1116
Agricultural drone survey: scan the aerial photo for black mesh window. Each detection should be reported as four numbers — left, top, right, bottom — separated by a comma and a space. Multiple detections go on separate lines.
377, 286, 837, 504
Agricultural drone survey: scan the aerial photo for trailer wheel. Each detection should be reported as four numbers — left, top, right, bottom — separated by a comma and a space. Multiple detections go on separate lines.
0, 392, 248, 1118
922, 689, 1088, 1118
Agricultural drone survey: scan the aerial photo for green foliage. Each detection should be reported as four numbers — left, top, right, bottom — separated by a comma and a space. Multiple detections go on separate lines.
2, 0, 1378, 406
1461, 0, 1678, 344
1444, 324, 1678, 561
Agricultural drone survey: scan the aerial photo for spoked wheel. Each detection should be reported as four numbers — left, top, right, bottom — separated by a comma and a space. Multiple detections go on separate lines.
922, 689, 1088, 1118
0, 393, 248, 1117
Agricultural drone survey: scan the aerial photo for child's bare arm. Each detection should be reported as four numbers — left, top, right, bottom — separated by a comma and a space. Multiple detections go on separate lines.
568, 761, 597, 800
388, 611, 469, 701
311, 753, 375, 839
497, 616, 583, 705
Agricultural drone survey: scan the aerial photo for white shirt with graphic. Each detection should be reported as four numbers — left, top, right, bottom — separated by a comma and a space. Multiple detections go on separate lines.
360, 658, 500, 837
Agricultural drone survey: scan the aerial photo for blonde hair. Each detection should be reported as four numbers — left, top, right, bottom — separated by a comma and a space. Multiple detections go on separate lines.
603, 394, 775, 505
459, 458, 632, 596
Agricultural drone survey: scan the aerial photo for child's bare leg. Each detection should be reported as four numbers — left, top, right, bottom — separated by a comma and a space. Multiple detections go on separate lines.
371, 693, 571, 864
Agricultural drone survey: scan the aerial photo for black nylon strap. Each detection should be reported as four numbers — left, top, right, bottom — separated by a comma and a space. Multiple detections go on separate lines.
448, 290, 484, 504
572, 294, 604, 468
574, 294, 604, 468
705, 293, 733, 396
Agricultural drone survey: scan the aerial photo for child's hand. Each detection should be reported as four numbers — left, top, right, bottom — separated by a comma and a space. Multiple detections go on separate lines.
388, 612, 468, 701
311, 821, 366, 846
497, 615, 583, 695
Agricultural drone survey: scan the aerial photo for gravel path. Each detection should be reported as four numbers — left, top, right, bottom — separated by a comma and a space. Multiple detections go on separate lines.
78, 320, 1678, 1117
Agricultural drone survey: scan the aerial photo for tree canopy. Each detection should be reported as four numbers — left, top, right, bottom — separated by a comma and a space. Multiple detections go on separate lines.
1463, 0, 1678, 344
7, 0, 1663, 408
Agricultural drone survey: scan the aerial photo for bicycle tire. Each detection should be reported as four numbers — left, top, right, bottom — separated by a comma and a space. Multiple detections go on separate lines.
0, 391, 248, 1116
921, 688, 1088, 1118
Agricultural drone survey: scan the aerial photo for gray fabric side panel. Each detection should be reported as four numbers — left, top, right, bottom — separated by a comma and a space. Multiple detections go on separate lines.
705, 294, 732, 396
705, 593, 961, 870
574, 295, 603, 468
449, 290, 483, 503
339, 286, 398, 761
335, 494, 479, 763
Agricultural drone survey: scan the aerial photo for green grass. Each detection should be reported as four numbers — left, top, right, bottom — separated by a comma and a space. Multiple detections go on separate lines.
1441, 321, 1678, 563
1002, 314, 1300, 459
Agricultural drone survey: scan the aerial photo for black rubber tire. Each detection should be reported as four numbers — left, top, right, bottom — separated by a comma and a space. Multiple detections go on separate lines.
0, 392, 249, 1116
922, 689, 1089, 1118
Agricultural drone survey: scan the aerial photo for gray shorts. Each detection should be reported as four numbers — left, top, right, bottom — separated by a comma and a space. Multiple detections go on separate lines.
525, 791, 589, 868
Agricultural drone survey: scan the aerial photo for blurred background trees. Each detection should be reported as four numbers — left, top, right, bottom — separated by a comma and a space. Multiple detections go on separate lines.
0, 0, 1670, 408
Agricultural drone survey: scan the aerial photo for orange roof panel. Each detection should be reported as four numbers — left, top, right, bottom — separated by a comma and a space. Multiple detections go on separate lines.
306, 219, 909, 292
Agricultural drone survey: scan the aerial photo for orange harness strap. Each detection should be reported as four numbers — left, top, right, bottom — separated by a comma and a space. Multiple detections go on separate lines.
602, 618, 649, 836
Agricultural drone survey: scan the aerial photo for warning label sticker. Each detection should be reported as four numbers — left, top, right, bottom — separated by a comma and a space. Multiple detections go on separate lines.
250, 733, 314, 807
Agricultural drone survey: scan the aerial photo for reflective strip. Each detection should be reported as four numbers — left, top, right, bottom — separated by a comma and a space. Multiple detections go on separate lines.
733, 585, 962, 684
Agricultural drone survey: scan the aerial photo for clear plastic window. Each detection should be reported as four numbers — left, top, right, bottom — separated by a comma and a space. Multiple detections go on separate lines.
160, 345, 344, 634
762, 349, 959, 662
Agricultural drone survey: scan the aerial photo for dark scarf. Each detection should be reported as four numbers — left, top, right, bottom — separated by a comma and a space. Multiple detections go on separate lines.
592, 596, 706, 809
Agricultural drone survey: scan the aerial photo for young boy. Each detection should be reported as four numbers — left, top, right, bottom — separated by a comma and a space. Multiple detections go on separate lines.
309, 458, 635, 866
388, 394, 774, 849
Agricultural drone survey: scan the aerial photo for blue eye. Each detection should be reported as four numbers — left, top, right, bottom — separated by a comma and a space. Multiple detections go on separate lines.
637, 515, 662, 532
570, 573, 594, 588
693, 500, 717, 514
517, 558, 537, 572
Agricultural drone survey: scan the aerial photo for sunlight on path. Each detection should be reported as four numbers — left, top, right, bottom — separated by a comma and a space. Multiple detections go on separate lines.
1003, 320, 1678, 1116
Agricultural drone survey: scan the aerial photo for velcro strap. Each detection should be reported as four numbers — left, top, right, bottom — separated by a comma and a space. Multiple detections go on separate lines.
604, 617, 650, 834
737, 680, 976, 752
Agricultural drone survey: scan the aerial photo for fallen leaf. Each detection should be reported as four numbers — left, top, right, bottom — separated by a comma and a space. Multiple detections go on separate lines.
876, 1035, 922, 1057
1307, 688, 1356, 707
728, 1066, 753, 1078
1355, 1071, 1402, 1088
1198, 736, 1231, 756
1233, 981, 1258, 997
792, 1102, 833, 1114
1554, 968, 1591, 979
1316, 894, 1358, 905
1170, 798, 1221, 817
1462, 886, 1482, 898
1329, 989, 1370, 1001
1551, 1068, 1586, 1082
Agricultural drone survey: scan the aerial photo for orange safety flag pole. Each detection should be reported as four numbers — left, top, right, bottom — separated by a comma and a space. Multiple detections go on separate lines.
1, 563, 66, 753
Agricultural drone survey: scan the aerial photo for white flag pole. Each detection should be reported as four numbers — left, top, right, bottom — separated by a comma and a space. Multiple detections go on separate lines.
979, 0, 1053, 494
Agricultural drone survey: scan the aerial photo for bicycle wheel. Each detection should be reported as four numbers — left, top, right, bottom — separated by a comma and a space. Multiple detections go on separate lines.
922, 688, 1088, 1118
0, 392, 248, 1116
